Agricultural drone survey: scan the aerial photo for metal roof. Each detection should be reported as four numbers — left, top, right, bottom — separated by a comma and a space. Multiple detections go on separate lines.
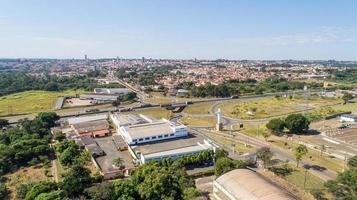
123, 121, 175, 140
215, 169, 296, 200
67, 114, 108, 125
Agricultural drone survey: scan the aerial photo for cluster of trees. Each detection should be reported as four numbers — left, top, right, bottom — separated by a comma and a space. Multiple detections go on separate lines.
16, 164, 95, 200
186, 77, 322, 98
56, 140, 90, 166
0, 72, 100, 96
266, 114, 310, 135
0, 112, 59, 176
0, 112, 59, 199
324, 155, 357, 200
112, 92, 137, 107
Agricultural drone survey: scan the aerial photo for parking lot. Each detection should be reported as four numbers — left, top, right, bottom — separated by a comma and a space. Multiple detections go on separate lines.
94, 136, 134, 173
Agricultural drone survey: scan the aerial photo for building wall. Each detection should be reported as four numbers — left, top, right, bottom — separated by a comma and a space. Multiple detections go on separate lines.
119, 126, 188, 145
340, 116, 357, 122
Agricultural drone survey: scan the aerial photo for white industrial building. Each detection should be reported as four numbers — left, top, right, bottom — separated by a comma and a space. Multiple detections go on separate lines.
213, 169, 296, 200
120, 120, 188, 145
140, 140, 214, 164
340, 114, 357, 123
110, 113, 188, 145
94, 88, 131, 95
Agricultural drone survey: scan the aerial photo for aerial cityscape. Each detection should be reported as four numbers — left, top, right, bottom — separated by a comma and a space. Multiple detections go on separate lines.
1, 1, 357, 200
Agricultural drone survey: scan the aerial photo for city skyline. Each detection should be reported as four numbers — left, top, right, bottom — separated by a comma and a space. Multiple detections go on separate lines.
1, 0, 357, 60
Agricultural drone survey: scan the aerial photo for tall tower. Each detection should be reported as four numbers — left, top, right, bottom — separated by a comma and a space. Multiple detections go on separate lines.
216, 108, 223, 131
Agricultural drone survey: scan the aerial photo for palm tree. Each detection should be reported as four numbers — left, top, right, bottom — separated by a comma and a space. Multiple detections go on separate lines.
113, 157, 124, 168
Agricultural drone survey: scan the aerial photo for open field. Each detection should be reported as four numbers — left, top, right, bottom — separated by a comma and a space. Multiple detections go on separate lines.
0, 90, 86, 116
269, 136, 344, 173
145, 96, 216, 105
207, 134, 255, 154
4, 165, 51, 200
180, 116, 216, 127
218, 96, 341, 120
184, 102, 214, 115
128, 108, 174, 119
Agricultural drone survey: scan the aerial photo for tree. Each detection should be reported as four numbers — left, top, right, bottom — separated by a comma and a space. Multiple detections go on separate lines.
266, 118, 285, 135
261, 131, 271, 142
122, 92, 137, 102
34, 190, 70, 200
53, 131, 65, 141
256, 147, 274, 169
61, 164, 92, 197
342, 92, 354, 104
113, 157, 124, 168
347, 155, 357, 168
0, 183, 8, 199
0, 119, 9, 128
294, 144, 308, 167
325, 168, 357, 200
84, 182, 115, 200
59, 145, 80, 166
285, 114, 310, 134
25, 182, 58, 200
35, 112, 60, 129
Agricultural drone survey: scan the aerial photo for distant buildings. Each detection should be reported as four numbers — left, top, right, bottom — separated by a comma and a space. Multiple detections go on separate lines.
79, 88, 132, 104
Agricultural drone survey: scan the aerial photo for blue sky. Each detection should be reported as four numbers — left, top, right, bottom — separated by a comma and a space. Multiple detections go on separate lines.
1, 0, 357, 60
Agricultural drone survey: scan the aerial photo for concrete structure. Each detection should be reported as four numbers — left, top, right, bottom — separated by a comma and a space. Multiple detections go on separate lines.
110, 113, 153, 129
67, 114, 108, 125
71, 119, 110, 138
79, 94, 119, 103
94, 88, 131, 95
140, 139, 214, 164
213, 169, 296, 200
340, 114, 357, 123
216, 108, 223, 131
176, 89, 190, 97
119, 119, 188, 145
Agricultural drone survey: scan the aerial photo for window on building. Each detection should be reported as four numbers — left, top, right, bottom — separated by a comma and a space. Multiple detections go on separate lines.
145, 137, 150, 140
158, 135, 163, 138
138, 138, 143, 141
164, 134, 169, 137
133, 139, 137, 142
170, 133, 174, 136
152, 136, 156, 139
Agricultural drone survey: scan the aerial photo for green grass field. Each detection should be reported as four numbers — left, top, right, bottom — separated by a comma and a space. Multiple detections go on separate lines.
0, 90, 86, 116
184, 102, 214, 115
219, 96, 340, 120
180, 116, 216, 127
128, 108, 174, 119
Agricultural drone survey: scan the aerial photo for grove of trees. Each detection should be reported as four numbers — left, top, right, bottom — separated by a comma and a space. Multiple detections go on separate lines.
266, 114, 310, 135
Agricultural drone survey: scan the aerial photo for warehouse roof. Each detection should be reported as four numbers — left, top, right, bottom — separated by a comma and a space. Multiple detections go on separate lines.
67, 114, 108, 125
94, 88, 131, 94
112, 114, 150, 127
215, 169, 296, 200
142, 142, 213, 160
72, 120, 109, 134
122, 121, 175, 140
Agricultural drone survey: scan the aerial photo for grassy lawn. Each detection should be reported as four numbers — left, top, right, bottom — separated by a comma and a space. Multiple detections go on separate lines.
269, 136, 344, 173
331, 102, 357, 112
219, 96, 340, 120
205, 133, 254, 154
5, 165, 51, 199
0, 90, 86, 116
180, 116, 216, 127
284, 165, 325, 191
128, 108, 174, 119
184, 102, 214, 115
